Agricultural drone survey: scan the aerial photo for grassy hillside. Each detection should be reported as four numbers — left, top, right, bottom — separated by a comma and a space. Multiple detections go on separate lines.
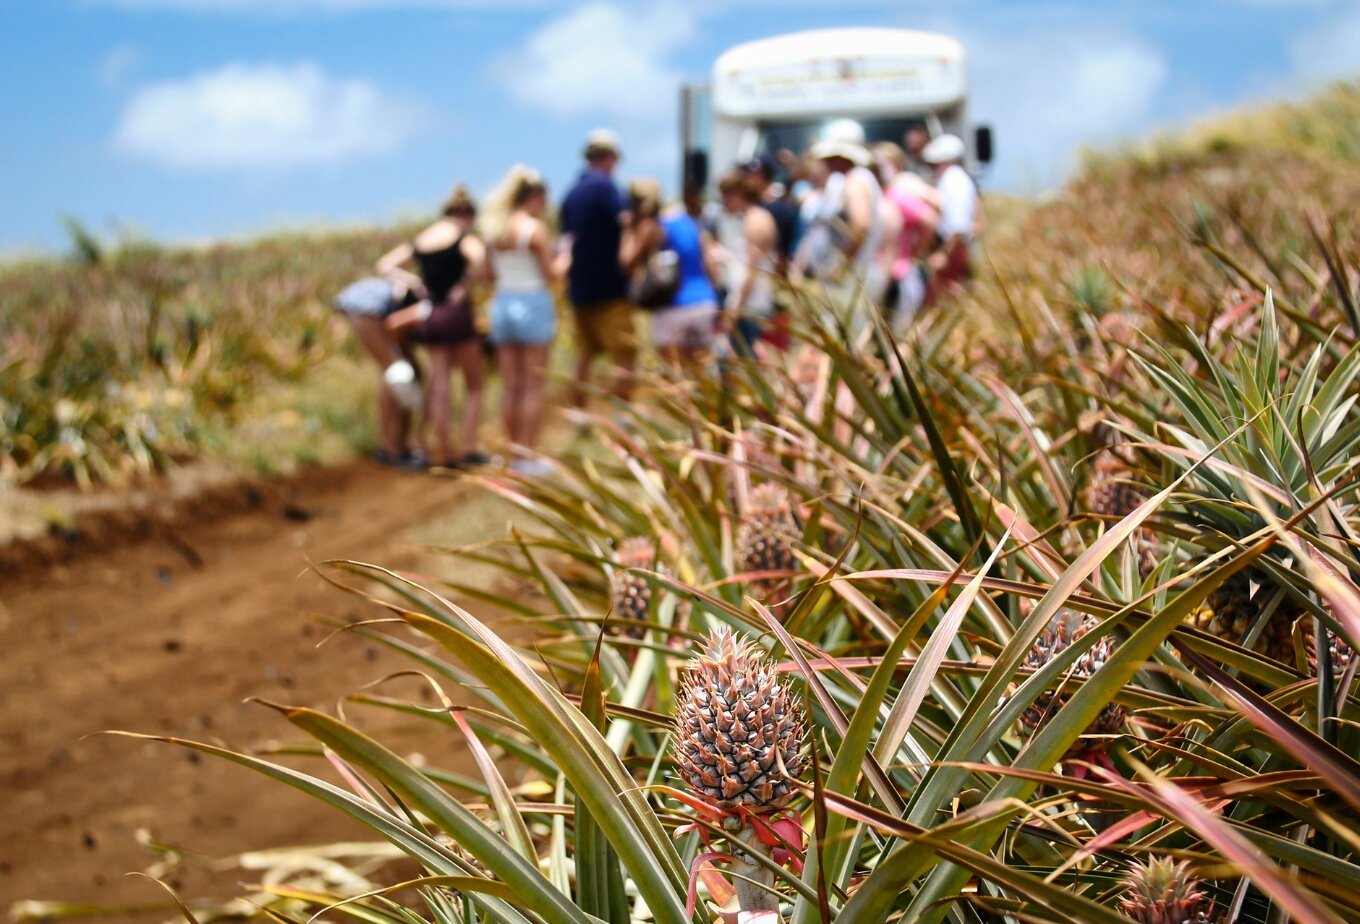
0, 225, 415, 486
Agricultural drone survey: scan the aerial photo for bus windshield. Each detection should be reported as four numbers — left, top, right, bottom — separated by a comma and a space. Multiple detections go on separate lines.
756, 117, 930, 159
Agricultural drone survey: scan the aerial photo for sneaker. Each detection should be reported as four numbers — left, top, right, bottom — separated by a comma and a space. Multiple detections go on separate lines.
397, 450, 429, 472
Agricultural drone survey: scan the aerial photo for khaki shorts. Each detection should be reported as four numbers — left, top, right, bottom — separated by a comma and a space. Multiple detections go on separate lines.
573, 298, 637, 363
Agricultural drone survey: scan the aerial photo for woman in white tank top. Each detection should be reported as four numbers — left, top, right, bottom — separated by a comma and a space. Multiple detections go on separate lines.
484, 165, 560, 475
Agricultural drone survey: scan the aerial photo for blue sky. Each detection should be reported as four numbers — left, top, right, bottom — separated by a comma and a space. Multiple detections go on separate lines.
2, 0, 1358, 254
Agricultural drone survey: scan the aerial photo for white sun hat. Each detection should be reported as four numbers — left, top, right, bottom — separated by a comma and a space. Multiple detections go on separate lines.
809, 118, 871, 166
921, 133, 967, 165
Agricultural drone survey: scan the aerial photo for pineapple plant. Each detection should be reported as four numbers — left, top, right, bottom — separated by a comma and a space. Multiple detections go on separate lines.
1186, 573, 1302, 666
609, 536, 658, 636
1085, 449, 1158, 573
736, 484, 801, 594
674, 627, 806, 913
1117, 857, 1220, 923
1017, 611, 1128, 760
674, 627, 805, 812
1086, 450, 1146, 521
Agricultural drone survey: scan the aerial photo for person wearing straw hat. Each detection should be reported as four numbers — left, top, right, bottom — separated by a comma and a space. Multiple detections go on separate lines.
560, 129, 636, 410
921, 132, 977, 295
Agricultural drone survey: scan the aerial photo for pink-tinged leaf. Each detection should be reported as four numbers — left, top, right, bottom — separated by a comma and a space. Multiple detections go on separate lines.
985, 378, 1071, 518
830, 567, 1121, 617
646, 784, 736, 820
686, 852, 736, 918
802, 557, 900, 638
451, 711, 537, 863
1303, 544, 1360, 650
989, 500, 1065, 582
1098, 769, 1345, 924
1179, 646, 1360, 814
749, 599, 905, 815
876, 528, 1012, 771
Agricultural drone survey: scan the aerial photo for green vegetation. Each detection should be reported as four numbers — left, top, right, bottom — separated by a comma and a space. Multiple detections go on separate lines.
0, 224, 415, 486
14, 79, 1360, 923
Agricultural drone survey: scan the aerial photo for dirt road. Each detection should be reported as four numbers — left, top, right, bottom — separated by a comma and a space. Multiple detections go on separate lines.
0, 461, 520, 915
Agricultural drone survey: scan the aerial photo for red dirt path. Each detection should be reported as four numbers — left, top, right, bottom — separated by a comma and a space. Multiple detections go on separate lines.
0, 461, 497, 915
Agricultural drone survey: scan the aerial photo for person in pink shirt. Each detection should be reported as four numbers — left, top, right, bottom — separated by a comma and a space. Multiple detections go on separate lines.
873, 142, 941, 328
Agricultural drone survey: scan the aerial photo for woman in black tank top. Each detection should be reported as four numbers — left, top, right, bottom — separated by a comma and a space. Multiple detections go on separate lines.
377, 186, 492, 469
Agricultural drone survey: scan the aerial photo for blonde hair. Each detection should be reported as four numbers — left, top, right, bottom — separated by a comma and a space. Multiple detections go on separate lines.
628, 177, 663, 219
481, 164, 546, 243
873, 141, 908, 173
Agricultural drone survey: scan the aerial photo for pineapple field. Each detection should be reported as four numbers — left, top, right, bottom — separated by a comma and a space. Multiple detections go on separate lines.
7, 80, 1360, 923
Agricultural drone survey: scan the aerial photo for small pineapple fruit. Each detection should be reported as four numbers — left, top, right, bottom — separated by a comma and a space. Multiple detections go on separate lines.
736, 484, 801, 589
1086, 451, 1145, 521
609, 537, 657, 635
1086, 452, 1158, 573
1187, 574, 1301, 666
1305, 623, 1357, 681
674, 628, 805, 812
1017, 611, 1127, 757
1118, 857, 1219, 923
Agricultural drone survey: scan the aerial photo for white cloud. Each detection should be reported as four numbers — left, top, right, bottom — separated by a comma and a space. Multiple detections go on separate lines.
112, 61, 427, 171
1288, 4, 1360, 85
961, 28, 1168, 189
492, 1, 695, 123
98, 45, 142, 87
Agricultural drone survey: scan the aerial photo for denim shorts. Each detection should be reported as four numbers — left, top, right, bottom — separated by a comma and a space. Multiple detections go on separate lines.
491, 289, 557, 346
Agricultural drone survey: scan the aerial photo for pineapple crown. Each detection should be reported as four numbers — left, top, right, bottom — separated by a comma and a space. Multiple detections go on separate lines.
674, 628, 806, 812
615, 536, 657, 570
748, 483, 793, 515
1118, 857, 1214, 924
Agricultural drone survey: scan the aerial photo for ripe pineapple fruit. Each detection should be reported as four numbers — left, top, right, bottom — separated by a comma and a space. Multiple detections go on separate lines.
1305, 622, 1357, 681
1086, 451, 1146, 520
1016, 610, 1127, 757
1187, 573, 1300, 667
736, 484, 801, 590
609, 537, 664, 638
674, 628, 805, 812
1118, 857, 1220, 923
1085, 451, 1158, 573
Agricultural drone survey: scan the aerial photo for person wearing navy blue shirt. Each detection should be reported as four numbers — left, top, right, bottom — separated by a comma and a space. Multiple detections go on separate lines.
560, 130, 636, 408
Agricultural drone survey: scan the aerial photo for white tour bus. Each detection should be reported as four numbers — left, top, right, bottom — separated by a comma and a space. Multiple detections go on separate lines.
680, 27, 991, 187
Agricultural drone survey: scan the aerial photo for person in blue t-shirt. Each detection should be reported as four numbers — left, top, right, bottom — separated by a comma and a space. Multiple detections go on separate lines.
621, 178, 720, 370
560, 130, 636, 408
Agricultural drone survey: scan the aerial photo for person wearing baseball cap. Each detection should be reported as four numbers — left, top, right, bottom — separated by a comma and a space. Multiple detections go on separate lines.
560, 129, 636, 409
921, 133, 977, 294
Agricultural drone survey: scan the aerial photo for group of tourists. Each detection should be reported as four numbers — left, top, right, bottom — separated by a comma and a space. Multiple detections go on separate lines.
334, 123, 979, 474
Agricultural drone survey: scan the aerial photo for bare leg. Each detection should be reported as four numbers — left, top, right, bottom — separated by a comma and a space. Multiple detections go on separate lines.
346, 314, 404, 456
424, 346, 454, 466
571, 350, 593, 410
520, 344, 550, 452
499, 344, 525, 453
613, 349, 637, 402
454, 338, 486, 457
